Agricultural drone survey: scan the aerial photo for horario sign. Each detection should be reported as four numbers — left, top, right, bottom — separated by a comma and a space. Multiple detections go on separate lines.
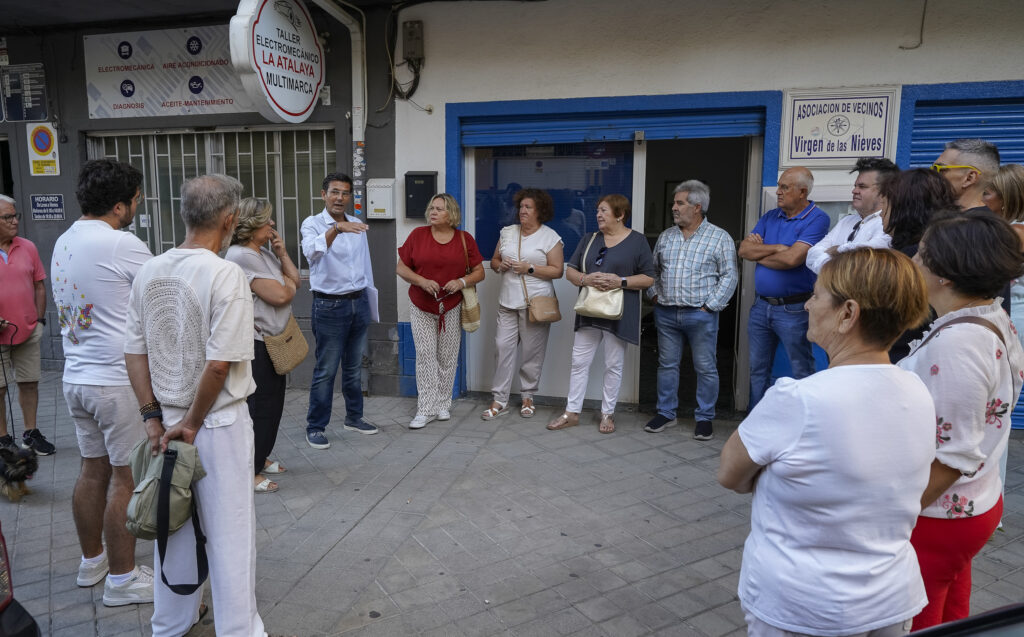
230, 0, 324, 123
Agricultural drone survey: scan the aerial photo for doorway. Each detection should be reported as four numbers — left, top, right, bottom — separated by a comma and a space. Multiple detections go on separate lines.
639, 137, 753, 418
0, 137, 12, 197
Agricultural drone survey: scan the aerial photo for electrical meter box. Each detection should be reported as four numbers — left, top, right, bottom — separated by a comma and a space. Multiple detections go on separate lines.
405, 171, 437, 219
366, 178, 396, 220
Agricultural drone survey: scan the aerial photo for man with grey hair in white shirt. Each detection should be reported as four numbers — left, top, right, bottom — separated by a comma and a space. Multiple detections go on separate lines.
300, 172, 379, 449
125, 173, 267, 637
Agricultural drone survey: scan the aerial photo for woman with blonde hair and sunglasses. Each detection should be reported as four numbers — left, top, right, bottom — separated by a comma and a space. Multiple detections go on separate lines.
225, 197, 300, 494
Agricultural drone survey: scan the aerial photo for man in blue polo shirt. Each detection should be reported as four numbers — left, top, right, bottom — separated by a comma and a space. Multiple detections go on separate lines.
738, 166, 829, 409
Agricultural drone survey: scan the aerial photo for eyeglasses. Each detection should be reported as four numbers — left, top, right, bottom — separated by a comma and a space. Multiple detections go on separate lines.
595, 246, 608, 267
328, 190, 352, 197
0, 213, 20, 223
931, 163, 980, 174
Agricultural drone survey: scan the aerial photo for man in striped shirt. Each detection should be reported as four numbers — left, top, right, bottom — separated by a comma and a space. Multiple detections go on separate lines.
645, 180, 738, 440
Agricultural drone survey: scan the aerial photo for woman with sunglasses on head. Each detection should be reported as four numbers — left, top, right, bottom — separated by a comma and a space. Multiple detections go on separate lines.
546, 194, 655, 434
898, 210, 1024, 629
225, 198, 300, 494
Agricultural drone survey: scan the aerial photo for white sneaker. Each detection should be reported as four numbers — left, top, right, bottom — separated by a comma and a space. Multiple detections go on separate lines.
437, 410, 450, 421
77, 553, 109, 587
409, 413, 436, 429
103, 565, 154, 607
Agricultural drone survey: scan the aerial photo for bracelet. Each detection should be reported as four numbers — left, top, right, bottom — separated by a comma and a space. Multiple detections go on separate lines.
142, 408, 163, 422
334, 222, 343, 233
139, 400, 161, 415
459, 277, 467, 288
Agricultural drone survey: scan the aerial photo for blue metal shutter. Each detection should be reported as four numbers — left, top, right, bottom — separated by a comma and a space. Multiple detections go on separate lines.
909, 100, 1024, 167
911, 99, 1024, 428
460, 108, 765, 147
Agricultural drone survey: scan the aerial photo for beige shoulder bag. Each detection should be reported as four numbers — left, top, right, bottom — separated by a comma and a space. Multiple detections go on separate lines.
519, 227, 560, 323
573, 233, 623, 320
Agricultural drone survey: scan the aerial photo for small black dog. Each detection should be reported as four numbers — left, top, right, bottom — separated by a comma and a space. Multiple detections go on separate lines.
0, 446, 38, 502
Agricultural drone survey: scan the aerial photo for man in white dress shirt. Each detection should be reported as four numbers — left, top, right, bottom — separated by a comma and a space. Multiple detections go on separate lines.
806, 157, 899, 274
300, 172, 379, 448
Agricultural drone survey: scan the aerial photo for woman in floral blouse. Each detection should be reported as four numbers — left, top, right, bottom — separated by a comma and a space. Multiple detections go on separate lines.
898, 209, 1024, 629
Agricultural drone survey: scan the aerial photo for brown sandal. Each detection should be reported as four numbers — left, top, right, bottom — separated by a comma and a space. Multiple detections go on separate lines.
598, 414, 615, 434
546, 412, 579, 430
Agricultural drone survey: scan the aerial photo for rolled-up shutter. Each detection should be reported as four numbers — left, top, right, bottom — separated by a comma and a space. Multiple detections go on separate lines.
909, 100, 1024, 166
460, 108, 765, 147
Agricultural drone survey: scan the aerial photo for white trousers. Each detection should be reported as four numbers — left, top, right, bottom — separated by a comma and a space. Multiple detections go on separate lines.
565, 326, 627, 415
151, 401, 265, 637
490, 306, 552, 405
410, 304, 462, 416
744, 607, 911, 637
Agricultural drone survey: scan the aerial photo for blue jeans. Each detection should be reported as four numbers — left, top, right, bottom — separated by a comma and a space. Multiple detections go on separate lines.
748, 296, 815, 409
306, 292, 370, 432
654, 305, 720, 422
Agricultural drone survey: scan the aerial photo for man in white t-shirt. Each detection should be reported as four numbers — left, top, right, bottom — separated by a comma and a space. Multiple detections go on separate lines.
52, 159, 154, 605
124, 174, 266, 637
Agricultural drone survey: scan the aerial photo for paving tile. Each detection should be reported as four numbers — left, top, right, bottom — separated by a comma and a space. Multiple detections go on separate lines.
10, 372, 1024, 636
573, 595, 622, 622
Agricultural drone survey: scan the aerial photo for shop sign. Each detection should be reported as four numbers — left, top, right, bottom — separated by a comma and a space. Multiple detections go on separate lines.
780, 86, 900, 168
26, 122, 59, 176
29, 194, 64, 220
230, 0, 324, 124
84, 26, 255, 118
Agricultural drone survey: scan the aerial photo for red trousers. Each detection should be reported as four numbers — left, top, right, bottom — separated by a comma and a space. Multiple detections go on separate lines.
910, 497, 1003, 631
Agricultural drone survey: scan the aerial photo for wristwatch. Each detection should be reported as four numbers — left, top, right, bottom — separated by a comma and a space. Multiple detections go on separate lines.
527, 266, 535, 275
37, 316, 46, 326
620, 278, 627, 288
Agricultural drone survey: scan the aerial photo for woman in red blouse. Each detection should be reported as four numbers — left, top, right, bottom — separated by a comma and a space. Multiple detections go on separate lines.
397, 194, 485, 429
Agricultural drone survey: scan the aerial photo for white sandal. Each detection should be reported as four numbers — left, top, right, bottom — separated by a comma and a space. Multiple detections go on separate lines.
481, 402, 509, 420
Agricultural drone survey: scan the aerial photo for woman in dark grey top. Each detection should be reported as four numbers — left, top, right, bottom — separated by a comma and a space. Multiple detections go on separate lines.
546, 194, 655, 434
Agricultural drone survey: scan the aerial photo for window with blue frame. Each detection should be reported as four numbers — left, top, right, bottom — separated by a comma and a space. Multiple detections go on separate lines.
473, 142, 634, 260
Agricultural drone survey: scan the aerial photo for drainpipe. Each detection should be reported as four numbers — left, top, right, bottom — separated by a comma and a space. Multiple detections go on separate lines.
308, 0, 367, 215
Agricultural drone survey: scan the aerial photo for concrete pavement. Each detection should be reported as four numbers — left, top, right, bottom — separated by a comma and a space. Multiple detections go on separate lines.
3, 370, 1024, 636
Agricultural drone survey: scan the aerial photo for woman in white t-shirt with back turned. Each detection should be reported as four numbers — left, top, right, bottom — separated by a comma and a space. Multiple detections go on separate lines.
482, 188, 564, 420
719, 248, 936, 637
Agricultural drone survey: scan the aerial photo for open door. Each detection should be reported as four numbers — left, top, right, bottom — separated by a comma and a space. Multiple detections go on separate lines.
639, 136, 762, 417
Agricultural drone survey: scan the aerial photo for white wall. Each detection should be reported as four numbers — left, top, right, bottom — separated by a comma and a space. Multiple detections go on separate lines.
391, 0, 1024, 400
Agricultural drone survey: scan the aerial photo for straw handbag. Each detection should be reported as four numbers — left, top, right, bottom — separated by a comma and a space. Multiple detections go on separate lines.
263, 314, 309, 375
459, 231, 481, 332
